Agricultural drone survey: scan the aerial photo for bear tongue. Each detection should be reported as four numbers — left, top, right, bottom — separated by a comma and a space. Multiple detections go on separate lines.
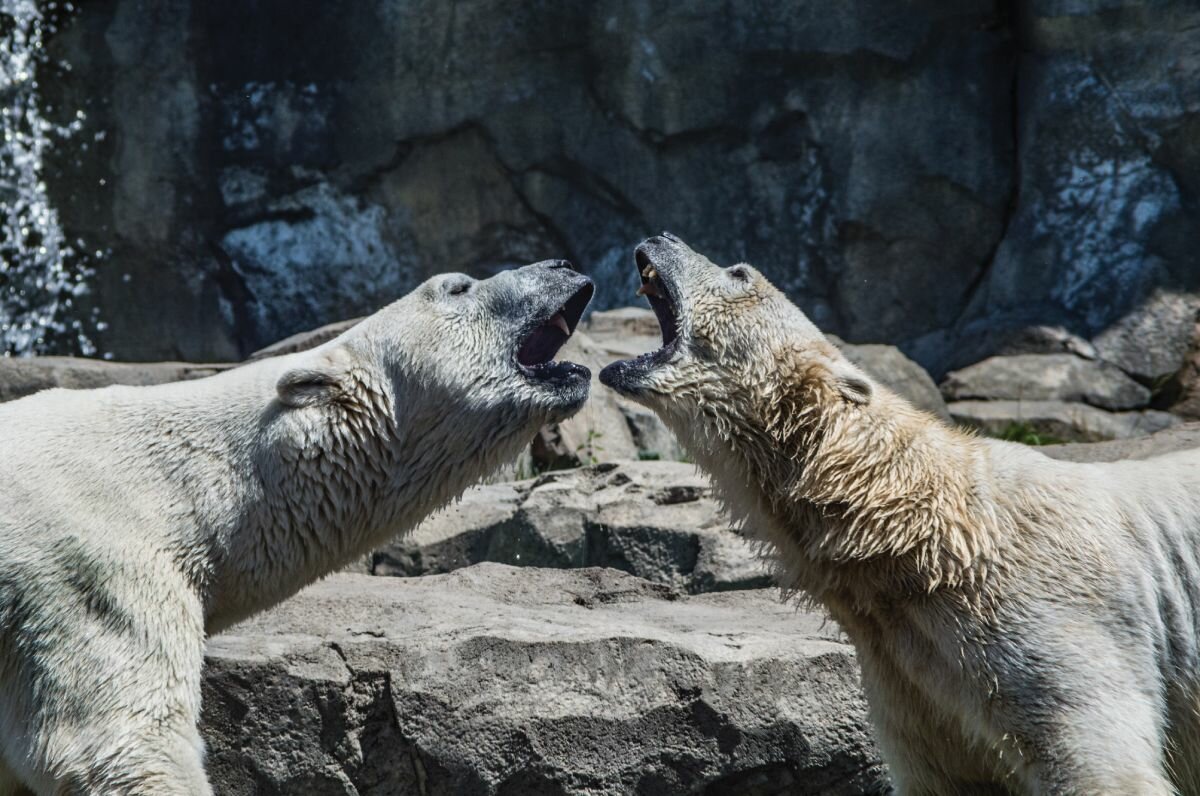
518, 318, 570, 367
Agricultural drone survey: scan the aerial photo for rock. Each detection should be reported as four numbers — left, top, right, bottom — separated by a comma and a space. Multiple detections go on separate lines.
581, 308, 686, 460
1168, 319, 1200, 421
941, 353, 1150, 411
618, 401, 688, 462
372, 461, 769, 594
1041, 422, 1200, 464
246, 317, 362, 361
202, 566, 887, 795
583, 307, 664, 341
948, 399, 1180, 443
0, 357, 232, 403
1092, 290, 1198, 382
926, 1, 1200, 377
987, 325, 1098, 360
828, 336, 950, 422
530, 332, 640, 470
912, 321, 1110, 383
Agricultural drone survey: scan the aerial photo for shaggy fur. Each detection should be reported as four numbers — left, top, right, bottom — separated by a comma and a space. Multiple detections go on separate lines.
601, 234, 1200, 795
0, 262, 592, 795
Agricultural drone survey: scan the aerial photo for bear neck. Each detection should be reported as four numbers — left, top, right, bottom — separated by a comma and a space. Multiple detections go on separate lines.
709, 368, 1001, 610
207, 368, 532, 631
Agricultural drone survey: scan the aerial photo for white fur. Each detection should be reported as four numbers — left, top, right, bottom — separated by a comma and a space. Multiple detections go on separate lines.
0, 265, 589, 794
605, 236, 1200, 795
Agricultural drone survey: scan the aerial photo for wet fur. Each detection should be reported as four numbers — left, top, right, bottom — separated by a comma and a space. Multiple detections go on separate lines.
0, 265, 588, 795
614, 238, 1200, 795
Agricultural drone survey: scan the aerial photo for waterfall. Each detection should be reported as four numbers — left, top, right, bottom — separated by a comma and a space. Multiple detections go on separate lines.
0, 0, 97, 356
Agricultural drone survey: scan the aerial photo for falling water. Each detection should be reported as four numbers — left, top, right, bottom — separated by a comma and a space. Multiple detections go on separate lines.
0, 0, 98, 356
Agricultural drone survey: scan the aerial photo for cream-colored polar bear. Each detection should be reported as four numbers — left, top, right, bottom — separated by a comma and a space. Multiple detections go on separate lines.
601, 234, 1200, 795
0, 261, 593, 795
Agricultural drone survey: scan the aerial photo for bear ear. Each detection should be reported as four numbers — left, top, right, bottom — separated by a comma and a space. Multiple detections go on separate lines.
276, 346, 358, 408
829, 360, 873, 406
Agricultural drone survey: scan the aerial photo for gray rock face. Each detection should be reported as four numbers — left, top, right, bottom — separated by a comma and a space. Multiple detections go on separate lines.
913, 1, 1200, 377
948, 399, 1179, 443
531, 333, 641, 470
1041, 422, 1200, 463
373, 461, 769, 594
33, 2, 1200, 370
941, 353, 1150, 411
0, 357, 231, 403
202, 566, 887, 795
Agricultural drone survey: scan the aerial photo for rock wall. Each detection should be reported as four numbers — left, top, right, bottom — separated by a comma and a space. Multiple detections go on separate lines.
27, 0, 1199, 371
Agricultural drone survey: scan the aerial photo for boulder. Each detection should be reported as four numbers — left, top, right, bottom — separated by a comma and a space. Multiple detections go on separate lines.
1169, 320, 1200, 421
0, 357, 232, 403
246, 317, 362, 361
1092, 290, 1198, 382
986, 325, 1098, 361
202, 566, 887, 796
565, 311, 685, 463
948, 400, 1180, 443
530, 332, 641, 469
372, 461, 769, 594
940, 353, 1150, 411
1040, 422, 1200, 464
618, 401, 688, 463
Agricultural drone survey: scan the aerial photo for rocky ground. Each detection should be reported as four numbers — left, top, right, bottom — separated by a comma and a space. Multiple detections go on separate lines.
4, 308, 1200, 793
202, 566, 887, 795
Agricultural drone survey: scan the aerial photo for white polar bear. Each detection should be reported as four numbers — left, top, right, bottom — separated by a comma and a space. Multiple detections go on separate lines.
0, 261, 594, 795
602, 234, 1200, 795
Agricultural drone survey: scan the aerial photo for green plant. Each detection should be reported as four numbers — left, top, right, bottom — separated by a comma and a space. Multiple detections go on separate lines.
575, 429, 604, 465
995, 421, 1062, 446
637, 450, 662, 461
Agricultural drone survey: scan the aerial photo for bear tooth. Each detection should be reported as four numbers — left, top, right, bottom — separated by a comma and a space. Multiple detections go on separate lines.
642, 265, 657, 280
550, 313, 571, 335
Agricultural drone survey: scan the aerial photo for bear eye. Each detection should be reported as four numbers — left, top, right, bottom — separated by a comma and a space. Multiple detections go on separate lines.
728, 266, 751, 282
445, 279, 472, 296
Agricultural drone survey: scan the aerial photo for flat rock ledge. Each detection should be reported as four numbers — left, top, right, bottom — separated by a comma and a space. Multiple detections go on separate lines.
948, 399, 1179, 442
1041, 422, 1200, 463
202, 565, 887, 796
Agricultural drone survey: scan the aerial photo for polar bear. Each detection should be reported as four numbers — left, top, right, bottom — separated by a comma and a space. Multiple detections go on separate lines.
601, 234, 1200, 795
0, 260, 593, 795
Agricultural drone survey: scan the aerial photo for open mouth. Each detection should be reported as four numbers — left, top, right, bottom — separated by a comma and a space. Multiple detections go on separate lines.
598, 245, 682, 394
517, 281, 594, 382
636, 248, 679, 352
